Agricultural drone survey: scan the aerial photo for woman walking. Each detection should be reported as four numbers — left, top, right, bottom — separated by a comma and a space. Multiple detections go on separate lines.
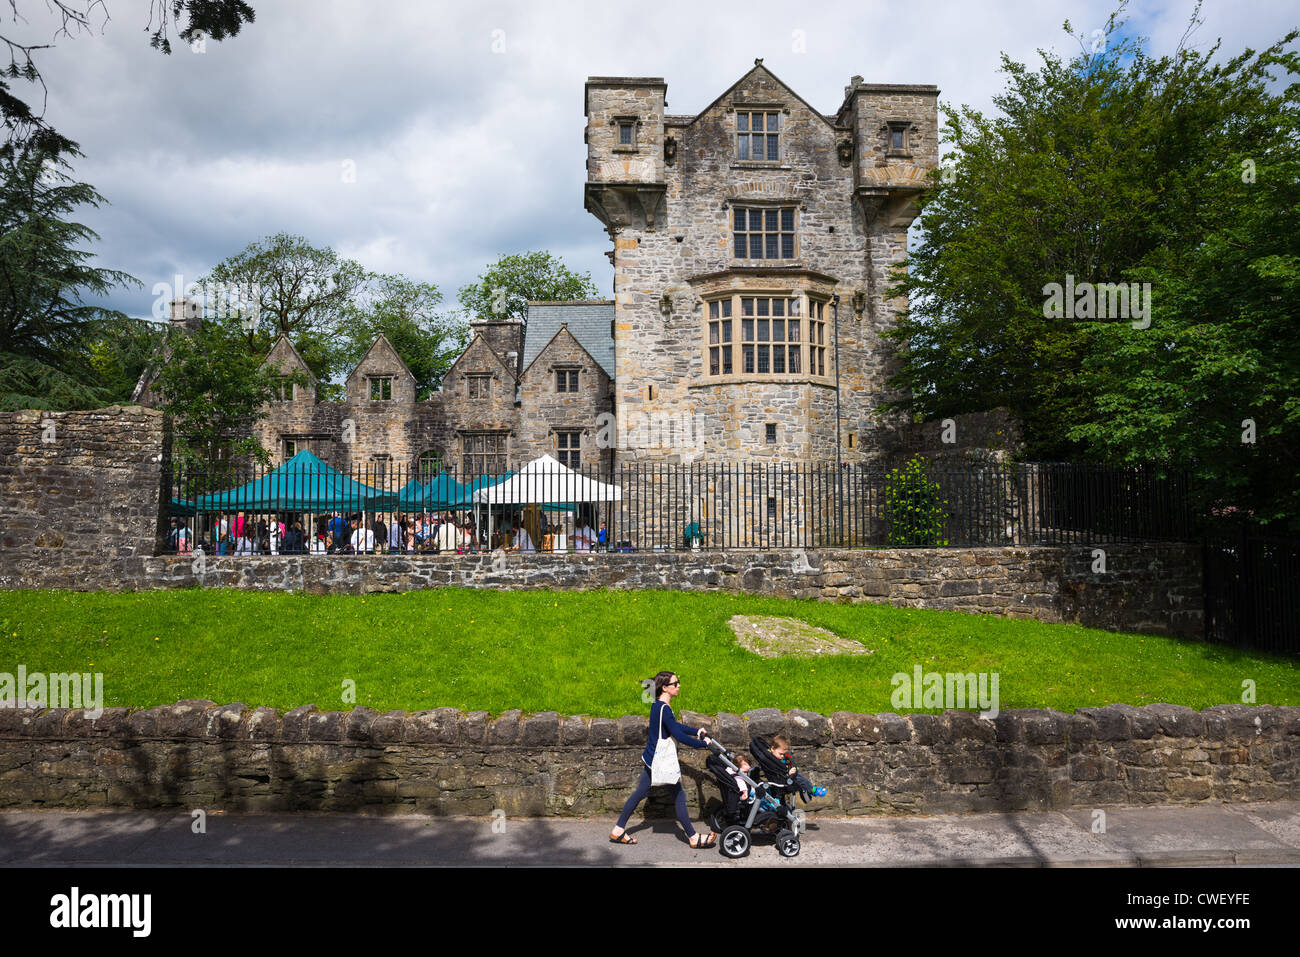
609, 671, 717, 849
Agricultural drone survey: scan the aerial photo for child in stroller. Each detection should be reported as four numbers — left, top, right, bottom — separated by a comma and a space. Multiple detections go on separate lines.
706, 750, 754, 823
704, 736, 804, 858
767, 734, 828, 801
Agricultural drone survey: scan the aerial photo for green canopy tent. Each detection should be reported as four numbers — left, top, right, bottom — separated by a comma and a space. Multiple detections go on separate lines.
191, 450, 396, 514
397, 474, 471, 511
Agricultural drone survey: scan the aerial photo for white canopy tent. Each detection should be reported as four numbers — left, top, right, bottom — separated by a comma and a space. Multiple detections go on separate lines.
474, 455, 622, 552
473, 454, 623, 506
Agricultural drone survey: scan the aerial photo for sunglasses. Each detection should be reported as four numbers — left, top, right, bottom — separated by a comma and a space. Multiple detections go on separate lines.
665, 680, 680, 687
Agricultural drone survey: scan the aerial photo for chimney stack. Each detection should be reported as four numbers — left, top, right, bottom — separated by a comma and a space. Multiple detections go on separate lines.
169, 296, 202, 332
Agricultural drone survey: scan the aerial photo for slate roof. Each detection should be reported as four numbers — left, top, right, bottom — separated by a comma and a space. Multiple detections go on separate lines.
522, 301, 615, 379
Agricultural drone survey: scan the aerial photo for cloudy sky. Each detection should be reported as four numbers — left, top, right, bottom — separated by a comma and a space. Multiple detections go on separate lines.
7, 0, 1297, 321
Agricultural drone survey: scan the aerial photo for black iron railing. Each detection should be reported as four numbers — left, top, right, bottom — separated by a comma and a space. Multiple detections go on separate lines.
1203, 530, 1300, 656
164, 459, 1193, 556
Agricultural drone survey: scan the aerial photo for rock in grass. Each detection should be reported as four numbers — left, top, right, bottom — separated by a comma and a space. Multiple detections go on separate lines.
728, 615, 872, 658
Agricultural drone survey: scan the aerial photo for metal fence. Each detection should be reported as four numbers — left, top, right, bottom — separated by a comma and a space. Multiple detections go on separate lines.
164, 459, 1192, 556
1203, 531, 1300, 656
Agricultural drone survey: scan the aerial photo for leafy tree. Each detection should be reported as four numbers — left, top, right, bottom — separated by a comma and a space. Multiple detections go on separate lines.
153, 320, 303, 473
886, 3, 1300, 529
457, 251, 598, 326
337, 274, 467, 400
1, 1, 255, 155
202, 232, 369, 383
85, 313, 165, 403
1067, 137, 1300, 529
0, 140, 138, 410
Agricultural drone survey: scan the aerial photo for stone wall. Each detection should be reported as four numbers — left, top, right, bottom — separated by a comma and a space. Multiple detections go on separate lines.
0, 407, 168, 589
0, 703, 1293, 815
130, 542, 1202, 637
897, 409, 1025, 466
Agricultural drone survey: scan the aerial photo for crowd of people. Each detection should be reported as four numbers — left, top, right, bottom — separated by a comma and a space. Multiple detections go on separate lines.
165, 507, 611, 556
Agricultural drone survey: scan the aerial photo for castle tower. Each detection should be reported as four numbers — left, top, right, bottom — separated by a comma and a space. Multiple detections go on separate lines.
584, 62, 937, 465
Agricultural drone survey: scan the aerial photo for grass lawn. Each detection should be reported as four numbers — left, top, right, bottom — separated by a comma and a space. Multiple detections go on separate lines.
0, 588, 1295, 717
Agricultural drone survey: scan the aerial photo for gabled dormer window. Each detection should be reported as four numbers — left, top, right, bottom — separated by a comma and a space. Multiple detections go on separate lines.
556, 369, 579, 393
369, 376, 393, 401
737, 111, 781, 161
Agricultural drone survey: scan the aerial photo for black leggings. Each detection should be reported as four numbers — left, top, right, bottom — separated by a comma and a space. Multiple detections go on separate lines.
616, 768, 696, 838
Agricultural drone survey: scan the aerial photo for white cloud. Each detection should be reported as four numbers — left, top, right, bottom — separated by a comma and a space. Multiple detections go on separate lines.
5, 0, 1293, 317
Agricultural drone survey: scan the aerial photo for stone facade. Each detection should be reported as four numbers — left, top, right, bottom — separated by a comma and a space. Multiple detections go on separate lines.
244, 306, 615, 477
135, 65, 940, 474
0, 407, 169, 587
1, 703, 1293, 815
585, 64, 938, 464
516, 325, 613, 467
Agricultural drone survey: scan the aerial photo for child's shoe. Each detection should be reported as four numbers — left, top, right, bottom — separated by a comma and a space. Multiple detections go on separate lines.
812, 786, 827, 798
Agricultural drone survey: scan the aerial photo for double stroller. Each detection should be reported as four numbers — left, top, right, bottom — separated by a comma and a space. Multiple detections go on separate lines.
705, 736, 804, 858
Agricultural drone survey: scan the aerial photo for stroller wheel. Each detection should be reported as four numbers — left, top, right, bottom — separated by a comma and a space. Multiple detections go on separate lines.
720, 825, 751, 859
776, 829, 801, 858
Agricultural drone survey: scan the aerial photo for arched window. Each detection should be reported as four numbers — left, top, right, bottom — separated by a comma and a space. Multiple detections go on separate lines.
418, 450, 442, 480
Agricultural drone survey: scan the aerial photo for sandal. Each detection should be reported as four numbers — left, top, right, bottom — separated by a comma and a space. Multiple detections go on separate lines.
689, 831, 717, 849
609, 831, 637, 845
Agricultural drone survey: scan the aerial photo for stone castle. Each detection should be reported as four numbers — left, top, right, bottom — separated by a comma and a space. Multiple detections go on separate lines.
141, 62, 937, 476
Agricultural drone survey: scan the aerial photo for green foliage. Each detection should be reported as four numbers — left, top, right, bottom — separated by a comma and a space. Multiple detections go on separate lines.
1066, 137, 1300, 529
153, 321, 304, 472
457, 250, 599, 324
0, 141, 139, 410
202, 232, 369, 383
336, 274, 468, 400
885, 456, 949, 547
85, 313, 166, 404
885, 3, 1300, 529
0, 351, 108, 410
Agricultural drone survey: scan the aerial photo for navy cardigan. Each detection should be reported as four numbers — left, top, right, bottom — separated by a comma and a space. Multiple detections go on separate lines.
640, 700, 706, 770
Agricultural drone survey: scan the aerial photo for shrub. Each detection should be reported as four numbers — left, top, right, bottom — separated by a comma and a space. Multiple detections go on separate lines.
885, 455, 949, 547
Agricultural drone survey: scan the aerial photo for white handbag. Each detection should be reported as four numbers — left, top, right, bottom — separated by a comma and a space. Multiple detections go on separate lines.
649, 704, 681, 785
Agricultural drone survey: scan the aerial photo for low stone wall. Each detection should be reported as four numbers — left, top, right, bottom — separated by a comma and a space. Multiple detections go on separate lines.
133, 541, 1202, 637
0, 703, 1294, 815
0, 406, 169, 589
